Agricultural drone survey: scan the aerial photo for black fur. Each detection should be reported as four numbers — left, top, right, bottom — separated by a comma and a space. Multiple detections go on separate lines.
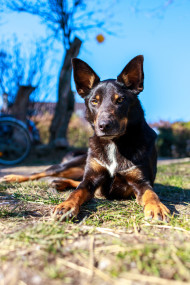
72, 55, 157, 200
52, 55, 170, 221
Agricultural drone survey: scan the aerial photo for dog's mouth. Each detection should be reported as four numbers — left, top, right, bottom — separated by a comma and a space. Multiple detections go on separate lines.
98, 132, 125, 140
99, 135, 117, 140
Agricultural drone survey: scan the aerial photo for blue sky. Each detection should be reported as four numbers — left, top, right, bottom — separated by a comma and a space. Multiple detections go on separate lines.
0, 0, 190, 123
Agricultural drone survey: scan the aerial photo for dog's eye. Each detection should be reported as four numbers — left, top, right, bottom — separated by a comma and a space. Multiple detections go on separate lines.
116, 97, 124, 104
91, 99, 98, 105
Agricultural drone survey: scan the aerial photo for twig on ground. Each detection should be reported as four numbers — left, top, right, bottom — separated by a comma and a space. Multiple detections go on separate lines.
119, 273, 189, 285
80, 225, 120, 237
89, 235, 95, 276
144, 223, 190, 233
57, 258, 117, 284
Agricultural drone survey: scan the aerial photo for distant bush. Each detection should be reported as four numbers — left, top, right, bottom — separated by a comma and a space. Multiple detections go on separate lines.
151, 121, 190, 158
31, 112, 52, 144
67, 114, 92, 147
32, 113, 92, 147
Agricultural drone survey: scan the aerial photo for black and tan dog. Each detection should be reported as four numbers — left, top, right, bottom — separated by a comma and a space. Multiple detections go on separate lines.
3, 55, 170, 221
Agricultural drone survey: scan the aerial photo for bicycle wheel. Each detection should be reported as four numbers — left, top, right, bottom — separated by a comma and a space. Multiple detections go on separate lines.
0, 117, 31, 165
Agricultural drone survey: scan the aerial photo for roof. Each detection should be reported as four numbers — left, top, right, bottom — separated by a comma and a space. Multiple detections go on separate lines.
28, 102, 85, 117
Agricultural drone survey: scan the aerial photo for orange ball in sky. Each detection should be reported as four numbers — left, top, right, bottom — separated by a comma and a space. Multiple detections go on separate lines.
96, 34, 105, 43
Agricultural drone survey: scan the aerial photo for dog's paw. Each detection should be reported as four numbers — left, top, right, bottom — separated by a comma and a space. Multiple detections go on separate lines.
2, 174, 26, 183
51, 179, 70, 191
53, 201, 80, 220
144, 201, 170, 222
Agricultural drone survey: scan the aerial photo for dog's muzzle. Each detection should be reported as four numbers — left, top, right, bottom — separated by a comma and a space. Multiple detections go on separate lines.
95, 118, 122, 139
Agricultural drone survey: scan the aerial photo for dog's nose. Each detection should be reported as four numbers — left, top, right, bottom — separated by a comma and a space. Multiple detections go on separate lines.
99, 120, 111, 132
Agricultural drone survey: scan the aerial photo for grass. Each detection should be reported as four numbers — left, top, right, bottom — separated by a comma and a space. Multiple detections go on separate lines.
0, 162, 190, 284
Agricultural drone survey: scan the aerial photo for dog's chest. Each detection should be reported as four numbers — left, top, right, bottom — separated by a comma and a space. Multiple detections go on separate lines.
102, 142, 133, 177
105, 142, 118, 176
93, 141, 134, 177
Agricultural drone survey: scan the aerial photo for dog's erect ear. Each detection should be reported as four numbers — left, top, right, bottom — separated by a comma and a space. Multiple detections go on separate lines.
117, 55, 144, 94
72, 58, 100, 98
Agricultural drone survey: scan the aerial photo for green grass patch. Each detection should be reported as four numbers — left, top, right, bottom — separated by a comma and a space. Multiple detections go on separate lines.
0, 162, 190, 284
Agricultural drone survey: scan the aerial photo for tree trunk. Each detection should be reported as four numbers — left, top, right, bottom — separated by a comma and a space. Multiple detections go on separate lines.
11, 85, 36, 122
49, 37, 82, 146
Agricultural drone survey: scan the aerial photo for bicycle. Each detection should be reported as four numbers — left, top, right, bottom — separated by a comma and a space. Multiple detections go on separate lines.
0, 115, 32, 165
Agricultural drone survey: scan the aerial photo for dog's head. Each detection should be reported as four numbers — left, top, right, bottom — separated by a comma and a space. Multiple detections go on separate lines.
72, 55, 144, 139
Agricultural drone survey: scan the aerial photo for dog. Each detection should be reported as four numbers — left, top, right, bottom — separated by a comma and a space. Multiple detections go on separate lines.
3, 55, 170, 221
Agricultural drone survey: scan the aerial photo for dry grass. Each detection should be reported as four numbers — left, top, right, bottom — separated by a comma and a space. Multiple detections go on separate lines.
0, 162, 190, 285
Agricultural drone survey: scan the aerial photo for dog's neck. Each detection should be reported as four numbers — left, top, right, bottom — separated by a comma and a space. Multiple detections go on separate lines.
90, 118, 152, 165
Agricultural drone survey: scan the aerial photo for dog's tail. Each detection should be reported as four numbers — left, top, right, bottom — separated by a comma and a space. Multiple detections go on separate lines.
3, 153, 87, 183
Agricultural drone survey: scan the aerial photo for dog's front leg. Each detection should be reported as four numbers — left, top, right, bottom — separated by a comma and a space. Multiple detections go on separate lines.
53, 183, 93, 219
53, 161, 108, 219
125, 169, 170, 221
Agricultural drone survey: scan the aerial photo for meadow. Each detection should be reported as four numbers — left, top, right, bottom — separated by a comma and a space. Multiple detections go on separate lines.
0, 162, 190, 285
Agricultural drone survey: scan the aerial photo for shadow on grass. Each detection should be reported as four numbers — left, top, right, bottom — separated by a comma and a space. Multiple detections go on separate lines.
77, 183, 190, 221
0, 187, 50, 218
155, 183, 190, 215
1, 182, 190, 220
77, 183, 190, 222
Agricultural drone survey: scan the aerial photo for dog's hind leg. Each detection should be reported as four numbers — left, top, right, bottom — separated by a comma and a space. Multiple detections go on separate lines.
51, 179, 81, 191
3, 172, 49, 183
3, 154, 87, 183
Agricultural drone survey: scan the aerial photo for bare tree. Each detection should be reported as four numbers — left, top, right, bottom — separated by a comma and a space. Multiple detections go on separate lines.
0, 0, 116, 146
0, 36, 46, 121
11, 86, 36, 121
0, 50, 11, 96
50, 37, 82, 144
